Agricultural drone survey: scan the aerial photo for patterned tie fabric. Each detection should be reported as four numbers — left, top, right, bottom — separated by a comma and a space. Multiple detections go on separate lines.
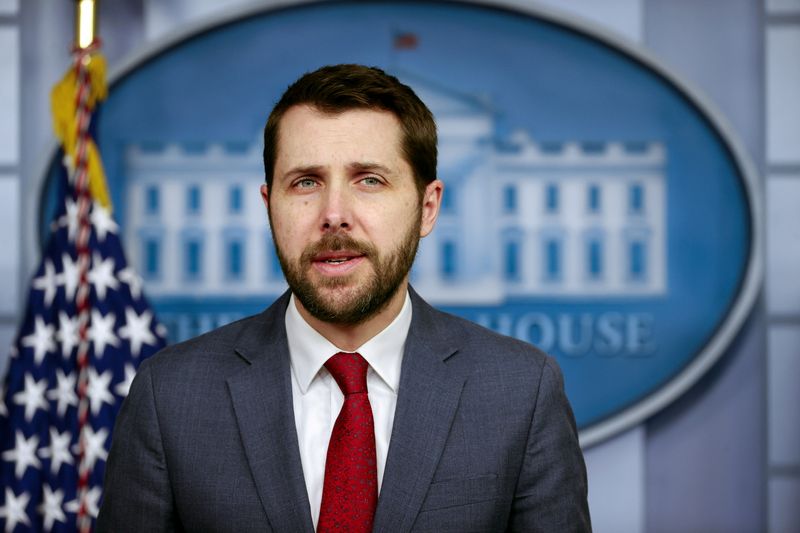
317, 352, 378, 533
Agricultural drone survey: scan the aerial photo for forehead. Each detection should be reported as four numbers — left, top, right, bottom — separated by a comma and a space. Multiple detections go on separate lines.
274, 105, 405, 169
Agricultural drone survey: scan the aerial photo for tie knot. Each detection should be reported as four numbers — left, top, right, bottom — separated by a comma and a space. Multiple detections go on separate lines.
324, 352, 369, 395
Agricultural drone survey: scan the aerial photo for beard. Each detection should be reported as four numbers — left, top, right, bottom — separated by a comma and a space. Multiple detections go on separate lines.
272, 218, 421, 326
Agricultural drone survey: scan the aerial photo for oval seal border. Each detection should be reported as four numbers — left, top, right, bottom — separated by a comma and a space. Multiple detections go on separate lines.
39, 0, 763, 447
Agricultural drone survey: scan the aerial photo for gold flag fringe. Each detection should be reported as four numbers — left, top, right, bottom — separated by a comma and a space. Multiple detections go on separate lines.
50, 53, 112, 211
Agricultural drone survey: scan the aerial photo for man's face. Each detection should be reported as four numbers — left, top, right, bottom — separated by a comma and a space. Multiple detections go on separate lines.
262, 105, 441, 325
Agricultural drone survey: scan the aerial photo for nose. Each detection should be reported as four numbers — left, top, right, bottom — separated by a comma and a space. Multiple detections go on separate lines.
320, 183, 352, 232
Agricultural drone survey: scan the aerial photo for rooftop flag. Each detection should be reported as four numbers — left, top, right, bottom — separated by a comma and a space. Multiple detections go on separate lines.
393, 31, 419, 50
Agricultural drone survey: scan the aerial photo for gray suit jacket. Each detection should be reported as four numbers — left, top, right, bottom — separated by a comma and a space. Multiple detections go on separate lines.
97, 289, 590, 532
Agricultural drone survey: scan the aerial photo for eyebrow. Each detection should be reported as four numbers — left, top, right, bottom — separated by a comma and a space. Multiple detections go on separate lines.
282, 161, 394, 180
348, 161, 394, 175
283, 165, 325, 179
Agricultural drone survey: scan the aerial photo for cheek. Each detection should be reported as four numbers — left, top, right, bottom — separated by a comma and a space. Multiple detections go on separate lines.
272, 200, 308, 229
365, 205, 418, 243
270, 215, 303, 256
276, 224, 301, 246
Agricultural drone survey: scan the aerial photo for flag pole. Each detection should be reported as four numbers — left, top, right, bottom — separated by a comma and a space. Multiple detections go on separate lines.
75, 0, 97, 51
73, 2, 99, 531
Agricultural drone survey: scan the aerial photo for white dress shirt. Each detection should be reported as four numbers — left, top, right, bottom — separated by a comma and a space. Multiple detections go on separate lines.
285, 291, 412, 529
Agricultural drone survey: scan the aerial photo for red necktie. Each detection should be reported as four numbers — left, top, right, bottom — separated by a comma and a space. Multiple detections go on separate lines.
317, 352, 378, 533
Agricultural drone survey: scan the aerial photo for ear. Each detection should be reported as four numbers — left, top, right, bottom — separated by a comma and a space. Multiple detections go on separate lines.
420, 179, 443, 238
260, 183, 270, 213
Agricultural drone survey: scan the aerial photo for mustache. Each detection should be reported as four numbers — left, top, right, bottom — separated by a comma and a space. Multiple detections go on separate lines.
300, 233, 377, 263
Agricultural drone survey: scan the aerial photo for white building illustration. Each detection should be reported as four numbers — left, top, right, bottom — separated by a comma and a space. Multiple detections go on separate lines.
124, 78, 667, 328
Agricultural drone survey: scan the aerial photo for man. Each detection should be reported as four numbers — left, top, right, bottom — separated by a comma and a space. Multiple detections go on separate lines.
98, 64, 590, 532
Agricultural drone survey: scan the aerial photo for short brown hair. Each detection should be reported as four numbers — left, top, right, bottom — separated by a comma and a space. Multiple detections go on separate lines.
263, 64, 437, 194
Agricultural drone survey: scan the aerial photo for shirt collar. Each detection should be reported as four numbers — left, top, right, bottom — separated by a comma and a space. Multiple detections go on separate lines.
285, 291, 412, 395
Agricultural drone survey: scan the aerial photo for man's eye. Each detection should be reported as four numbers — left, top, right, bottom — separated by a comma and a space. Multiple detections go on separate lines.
361, 176, 381, 186
296, 178, 317, 188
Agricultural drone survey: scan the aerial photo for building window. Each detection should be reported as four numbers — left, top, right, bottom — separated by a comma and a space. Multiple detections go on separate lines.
629, 183, 644, 214
587, 239, 603, 279
588, 185, 601, 213
145, 185, 159, 215
139, 228, 162, 281
441, 240, 457, 280
187, 185, 202, 215
545, 184, 559, 213
143, 238, 160, 279
629, 240, 647, 281
503, 185, 517, 213
183, 237, 204, 281
223, 227, 248, 281
226, 239, 245, 280
504, 240, 520, 281
187, 241, 201, 277
544, 238, 562, 281
229, 186, 243, 214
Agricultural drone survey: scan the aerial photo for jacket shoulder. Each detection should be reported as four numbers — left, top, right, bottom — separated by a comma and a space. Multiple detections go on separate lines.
146, 315, 246, 367
411, 291, 551, 373
142, 302, 285, 381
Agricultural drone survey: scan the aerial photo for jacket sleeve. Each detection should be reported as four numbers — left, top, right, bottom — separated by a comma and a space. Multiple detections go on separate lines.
96, 359, 182, 532
508, 357, 592, 532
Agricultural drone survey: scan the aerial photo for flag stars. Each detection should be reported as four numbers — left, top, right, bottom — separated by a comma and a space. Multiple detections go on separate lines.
0, 487, 31, 532
59, 197, 80, 243
47, 369, 78, 417
74, 427, 108, 472
56, 253, 80, 302
37, 485, 67, 531
21, 316, 56, 366
89, 309, 119, 358
56, 311, 80, 360
66, 486, 101, 519
90, 202, 118, 242
38, 428, 74, 475
88, 252, 119, 301
32, 260, 59, 307
1, 430, 41, 479
12, 374, 49, 422
114, 364, 137, 398
87, 368, 115, 415
118, 266, 143, 300
119, 308, 157, 357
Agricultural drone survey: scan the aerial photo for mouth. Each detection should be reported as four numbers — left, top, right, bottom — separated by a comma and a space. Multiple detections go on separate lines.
311, 250, 367, 275
314, 250, 364, 263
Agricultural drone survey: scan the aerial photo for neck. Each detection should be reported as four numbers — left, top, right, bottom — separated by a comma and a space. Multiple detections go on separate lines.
294, 283, 409, 352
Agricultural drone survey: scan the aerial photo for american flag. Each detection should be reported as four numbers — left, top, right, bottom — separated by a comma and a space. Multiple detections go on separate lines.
393, 31, 419, 50
0, 46, 167, 532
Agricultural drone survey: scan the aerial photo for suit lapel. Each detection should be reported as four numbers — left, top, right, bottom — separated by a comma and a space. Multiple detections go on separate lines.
373, 290, 468, 533
227, 293, 314, 533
